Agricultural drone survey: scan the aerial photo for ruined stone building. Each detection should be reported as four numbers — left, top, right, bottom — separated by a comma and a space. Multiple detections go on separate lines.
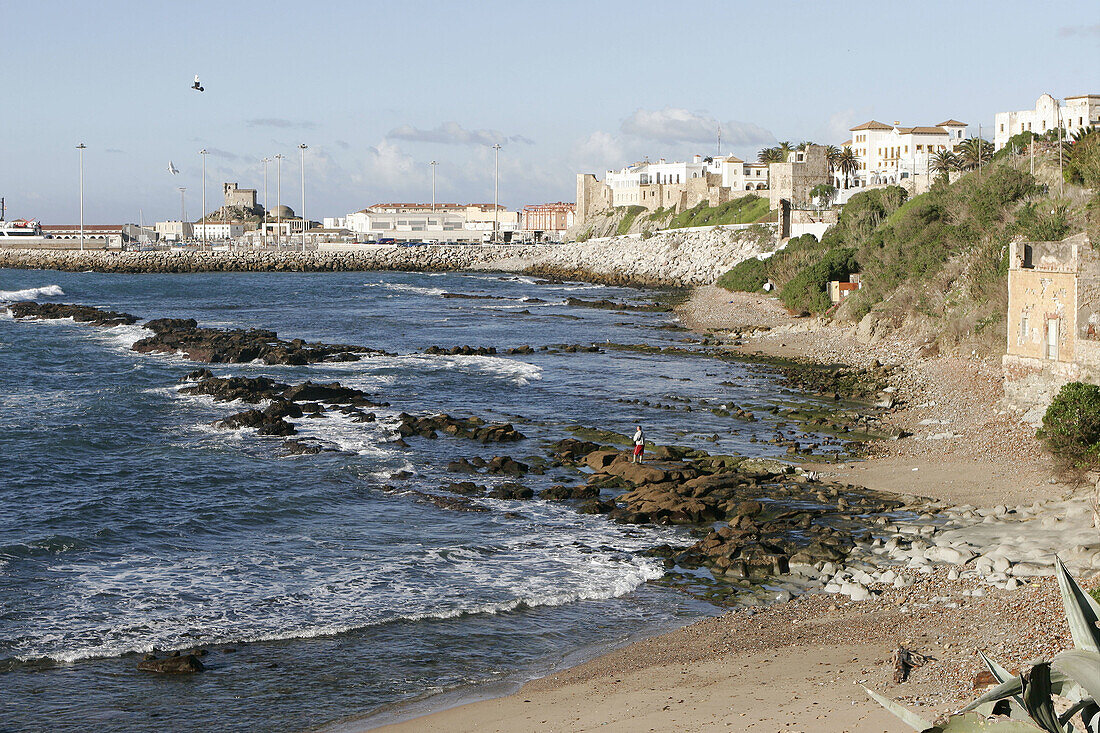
222, 182, 258, 210
1003, 232, 1100, 418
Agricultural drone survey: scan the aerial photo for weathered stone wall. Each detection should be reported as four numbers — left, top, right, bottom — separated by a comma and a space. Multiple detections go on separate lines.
0, 227, 780, 288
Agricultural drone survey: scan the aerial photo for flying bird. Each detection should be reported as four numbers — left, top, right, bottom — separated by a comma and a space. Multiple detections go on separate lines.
192, 75, 204, 92
168, 161, 179, 175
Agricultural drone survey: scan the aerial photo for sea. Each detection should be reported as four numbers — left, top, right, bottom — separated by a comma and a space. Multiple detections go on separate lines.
0, 269, 834, 732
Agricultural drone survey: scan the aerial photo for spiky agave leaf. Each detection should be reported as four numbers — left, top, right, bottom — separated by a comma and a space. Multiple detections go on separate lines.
1051, 650, 1100, 703
927, 711, 1050, 731
1054, 558, 1100, 654
1021, 663, 1067, 733
862, 685, 931, 731
979, 650, 1030, 719
962, 669, 1082, 715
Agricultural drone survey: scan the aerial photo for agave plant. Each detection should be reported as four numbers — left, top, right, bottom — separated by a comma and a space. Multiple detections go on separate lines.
866, 558, 1100, 732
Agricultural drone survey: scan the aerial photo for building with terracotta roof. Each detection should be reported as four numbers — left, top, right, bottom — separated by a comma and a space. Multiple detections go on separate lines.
521, 202, 575, 240
993, 94, 1100, 151
843, 119, 967, 187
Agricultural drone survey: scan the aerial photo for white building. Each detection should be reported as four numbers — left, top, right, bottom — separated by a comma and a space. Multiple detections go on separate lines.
154, 220, 193, 242
716, 156, 770, 191
845, 119, 967, 187
604, 155, 720, 206
342, 204, 519, 242
994, 93, 1100, 150
193, 221, 245, 239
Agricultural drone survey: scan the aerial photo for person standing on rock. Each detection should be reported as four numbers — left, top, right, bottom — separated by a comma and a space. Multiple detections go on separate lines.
632, 425, 646, 463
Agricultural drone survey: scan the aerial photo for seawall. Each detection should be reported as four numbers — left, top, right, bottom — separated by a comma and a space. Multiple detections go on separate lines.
0, 227, 778, 288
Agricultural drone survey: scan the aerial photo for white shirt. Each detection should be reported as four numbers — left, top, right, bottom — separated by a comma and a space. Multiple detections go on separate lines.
633, 429, 645, 446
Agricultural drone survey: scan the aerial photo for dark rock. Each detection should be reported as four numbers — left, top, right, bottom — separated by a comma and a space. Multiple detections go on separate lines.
539, 484, 600, 501
8, 301, 139, 327
486, 456, 528, 476
136, 654, 205, 674
488, 482, 534, 500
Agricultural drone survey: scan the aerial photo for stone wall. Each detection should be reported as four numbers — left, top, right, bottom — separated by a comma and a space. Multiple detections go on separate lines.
0, 226, 779, 289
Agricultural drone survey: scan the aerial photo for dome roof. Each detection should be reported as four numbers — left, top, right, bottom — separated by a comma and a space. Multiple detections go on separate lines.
270, 205, 295, 218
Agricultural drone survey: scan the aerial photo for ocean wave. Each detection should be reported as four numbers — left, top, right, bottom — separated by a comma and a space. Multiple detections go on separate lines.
365, 282, 446, 297
323, 353, 543, 387
0, 284, 64, 301
3, 511, 679, 666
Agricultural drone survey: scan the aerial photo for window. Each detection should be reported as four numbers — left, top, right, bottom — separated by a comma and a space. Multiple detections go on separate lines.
1020, 313, 1029, 342
1000, 123, 1004, 132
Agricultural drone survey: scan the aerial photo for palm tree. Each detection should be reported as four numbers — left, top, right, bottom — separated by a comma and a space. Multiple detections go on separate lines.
776, 141, 793, 162
930, 150, 958, 180
757, 147, 783, 164
835, 148, 858, 189
825, 145, 841, 183
956, 138, 993, 171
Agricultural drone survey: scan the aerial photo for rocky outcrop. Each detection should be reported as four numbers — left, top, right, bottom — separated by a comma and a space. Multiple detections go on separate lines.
135, 319, 377, 364
0, 226, 777, 287
6, 301, 138, 326
397, 413, 525, 443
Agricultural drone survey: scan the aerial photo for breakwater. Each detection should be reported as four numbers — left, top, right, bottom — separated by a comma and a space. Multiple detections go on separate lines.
0, 227, 778, 287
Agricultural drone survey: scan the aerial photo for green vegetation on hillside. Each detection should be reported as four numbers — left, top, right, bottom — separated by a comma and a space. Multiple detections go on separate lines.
717, 146, 1096, 344
668, 195, 770, 229
616, 205, 646, 236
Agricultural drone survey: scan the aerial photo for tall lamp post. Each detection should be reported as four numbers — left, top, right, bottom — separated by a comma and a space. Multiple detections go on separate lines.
298, 143, 308, 251
76, 143, 86, 252
199, 149, 208, 250
261, 157, 270, 249
430, 160, 437, 212
178, 187, 187, 236
491, 143, 501, 242
275, 153, 284, 247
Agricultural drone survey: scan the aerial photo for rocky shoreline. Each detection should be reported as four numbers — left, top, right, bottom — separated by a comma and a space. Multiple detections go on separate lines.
0, 226, 776, 287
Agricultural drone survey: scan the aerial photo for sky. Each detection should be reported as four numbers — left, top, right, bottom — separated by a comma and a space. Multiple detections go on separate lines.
3, 0, 1098, 224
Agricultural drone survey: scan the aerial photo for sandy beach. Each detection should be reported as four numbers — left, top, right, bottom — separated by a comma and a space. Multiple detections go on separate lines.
337, 286, 1093, 733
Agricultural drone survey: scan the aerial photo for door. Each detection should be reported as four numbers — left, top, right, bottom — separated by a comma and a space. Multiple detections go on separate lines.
1046, 318, 1059, 361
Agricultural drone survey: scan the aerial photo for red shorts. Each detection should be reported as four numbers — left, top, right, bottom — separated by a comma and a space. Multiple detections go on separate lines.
633, 444, 643, 456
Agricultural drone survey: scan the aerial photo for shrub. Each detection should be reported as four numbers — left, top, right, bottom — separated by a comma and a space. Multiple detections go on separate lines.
1064, 129, 1100, 189
779, 246, 858, 314
716, 257, 769, 292
1038, 382, 1100, 469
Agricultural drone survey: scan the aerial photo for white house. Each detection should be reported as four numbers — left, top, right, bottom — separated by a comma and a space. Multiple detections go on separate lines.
845, 119, 967, 187
604, 155, 720, 206
994, 93, 1100, 150
154, 220, 193, 242
193, 221, 245, 239
716, 156, 770, 191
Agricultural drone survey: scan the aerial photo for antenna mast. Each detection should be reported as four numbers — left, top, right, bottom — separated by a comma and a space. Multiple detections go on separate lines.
717, 124, 722, 156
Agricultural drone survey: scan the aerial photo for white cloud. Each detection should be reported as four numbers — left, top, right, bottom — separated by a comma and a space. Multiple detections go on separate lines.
387, 121, 533, 146
620, 107, 774, 147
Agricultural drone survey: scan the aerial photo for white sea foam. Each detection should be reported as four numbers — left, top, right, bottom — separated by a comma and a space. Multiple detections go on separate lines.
89, 322, 150, 351
365, 282, 446, 297
0, 284, 64, 301
15, 519, 672, 664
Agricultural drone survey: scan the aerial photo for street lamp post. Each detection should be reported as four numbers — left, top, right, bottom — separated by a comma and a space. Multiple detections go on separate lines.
298, 143, 308, 251
491, 143, 501, 242
430, 160, 437, 212
275, 153, 284, 247
76, 143, 86, 252
261, 157, 270, 249
199, 149, 208, 250
178, 187, 186, 234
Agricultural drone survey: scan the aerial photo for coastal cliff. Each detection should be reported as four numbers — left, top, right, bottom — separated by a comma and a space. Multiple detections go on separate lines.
0, 226, 778, 288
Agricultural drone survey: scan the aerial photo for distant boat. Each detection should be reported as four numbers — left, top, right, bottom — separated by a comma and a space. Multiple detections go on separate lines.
0, 219, 46, 237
